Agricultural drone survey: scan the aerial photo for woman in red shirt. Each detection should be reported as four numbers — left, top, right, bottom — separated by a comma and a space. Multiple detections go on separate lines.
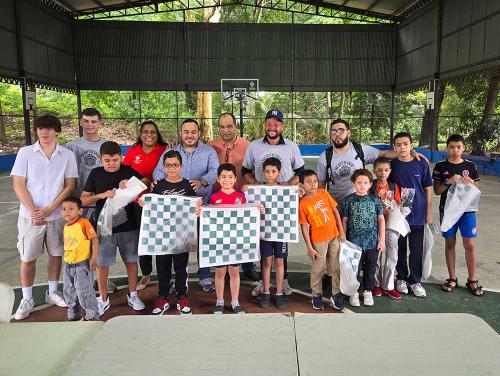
123, 120, 167, 289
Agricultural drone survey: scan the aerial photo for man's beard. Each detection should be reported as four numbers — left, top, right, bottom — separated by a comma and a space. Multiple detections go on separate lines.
266, 131, 280, 140
332, 137, 349, 148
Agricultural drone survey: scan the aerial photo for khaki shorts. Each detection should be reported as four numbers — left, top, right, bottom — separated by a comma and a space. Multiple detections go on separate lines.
17, 216, 64, 262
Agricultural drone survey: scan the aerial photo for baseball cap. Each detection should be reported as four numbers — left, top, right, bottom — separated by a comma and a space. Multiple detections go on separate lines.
265, 109, 284, 122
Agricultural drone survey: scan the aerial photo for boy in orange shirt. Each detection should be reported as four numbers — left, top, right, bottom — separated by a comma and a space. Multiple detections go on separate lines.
299, 170, 346, 311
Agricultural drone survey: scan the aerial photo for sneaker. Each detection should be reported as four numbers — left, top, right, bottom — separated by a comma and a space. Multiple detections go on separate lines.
14, 297, 35, 320
242, 269, 260, 282
372, 287, 382, 297
127, 293, 145, 311
349, 293, 360, 307
67, 316, 83, 321
232, 304, 246, 314
97, 296, 110, 316
410, 283, 427, 298
252, 280, 264, 297
152, 297, 170, 315
382, 289, 402, 299
45, 290, 68, 307
275, 294, 287, 309
362, 290, 374, 306
176, 298, 192, 315
199, 278, 215, 293
283, 279, 293, 296
331, 293, 344, 312
259, 293, 271, 309
312, 296, 324, 310
213, 304, 224, 315
396, 279, 408, 294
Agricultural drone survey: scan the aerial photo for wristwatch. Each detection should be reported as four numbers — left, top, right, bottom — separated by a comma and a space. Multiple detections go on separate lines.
199, 178, 208, 187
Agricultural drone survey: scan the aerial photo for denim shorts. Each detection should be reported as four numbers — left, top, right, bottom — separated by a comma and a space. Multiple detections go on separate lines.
98, 230, 139, 267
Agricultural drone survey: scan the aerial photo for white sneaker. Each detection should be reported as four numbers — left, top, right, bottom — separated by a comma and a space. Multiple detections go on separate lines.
283, 279, 293, 296
396, 279, 408, 294
362, 290, 374, 306
349, 293, 360, 307
14, 297, 35, 320
410, 283, 427, 297
127, 293, 145, 311
97, 296, 110, 316
45, 290, 68, 307
252, 280, 264, 297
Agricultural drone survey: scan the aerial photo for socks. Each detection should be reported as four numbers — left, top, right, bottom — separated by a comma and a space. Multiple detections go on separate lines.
231, 301, 240, 309
216, 299, 224, 307
22, 286, 33, 299
129, 291, 138, 298
48, 281, 58, 294
276, 293, 283, 296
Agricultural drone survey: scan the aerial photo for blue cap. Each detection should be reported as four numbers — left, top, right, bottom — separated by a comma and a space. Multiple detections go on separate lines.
265, 109, 284, 122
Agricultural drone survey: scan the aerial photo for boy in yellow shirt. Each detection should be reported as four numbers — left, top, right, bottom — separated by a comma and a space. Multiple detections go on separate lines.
62, 197, 100, 321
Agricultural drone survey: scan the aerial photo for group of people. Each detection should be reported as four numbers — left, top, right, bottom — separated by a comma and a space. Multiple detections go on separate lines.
10, 107, 483, 321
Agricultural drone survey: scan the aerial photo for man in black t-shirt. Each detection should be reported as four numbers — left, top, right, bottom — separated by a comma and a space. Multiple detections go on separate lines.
432, 134, 483, 296
82, 141, 148, 315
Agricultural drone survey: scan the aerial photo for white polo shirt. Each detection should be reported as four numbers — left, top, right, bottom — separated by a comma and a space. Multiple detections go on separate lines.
10, 141, 78, 221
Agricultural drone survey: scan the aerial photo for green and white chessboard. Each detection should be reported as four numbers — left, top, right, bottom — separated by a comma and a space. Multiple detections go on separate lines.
199, 205, 260, 267
245, 185, 299, 243
138, 194, 198, 255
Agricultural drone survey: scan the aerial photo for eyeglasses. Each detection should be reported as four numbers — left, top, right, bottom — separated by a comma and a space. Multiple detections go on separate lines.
165, 164, 181, 169
330, 128, 347, 135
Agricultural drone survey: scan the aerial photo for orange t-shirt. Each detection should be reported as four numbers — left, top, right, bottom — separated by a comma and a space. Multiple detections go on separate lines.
299, 189, 340, 243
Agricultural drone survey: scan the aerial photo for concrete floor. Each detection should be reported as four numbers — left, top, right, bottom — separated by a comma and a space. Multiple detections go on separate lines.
1, 158, 499, 290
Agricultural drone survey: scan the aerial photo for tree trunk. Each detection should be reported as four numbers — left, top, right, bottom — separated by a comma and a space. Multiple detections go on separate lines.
196, 6, 221, 141
419, 81, 445, 149
0, 99, 7, 142
338, 91, 345, 118
470, 74, 500, 156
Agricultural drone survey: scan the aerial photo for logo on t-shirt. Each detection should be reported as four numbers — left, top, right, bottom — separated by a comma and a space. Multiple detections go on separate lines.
134, 155, 143, 165
234, 197, 243, 205
215, 199, 223, 204
462, 170, 470, 177
81, 150, 100, 169
332, 160, 356, 179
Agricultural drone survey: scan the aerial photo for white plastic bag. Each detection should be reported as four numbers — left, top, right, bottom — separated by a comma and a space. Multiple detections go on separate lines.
386, 206, 411, 237
441, 182, 481, 232
97, 176, 147, 236
422, 224, 434, 280
339, 240, 363, 296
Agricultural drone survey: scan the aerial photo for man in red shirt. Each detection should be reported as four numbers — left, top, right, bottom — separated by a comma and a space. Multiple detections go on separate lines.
209, 113, 258, 281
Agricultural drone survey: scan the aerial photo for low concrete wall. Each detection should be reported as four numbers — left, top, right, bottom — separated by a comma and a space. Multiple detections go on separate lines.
2, 144, 500, 176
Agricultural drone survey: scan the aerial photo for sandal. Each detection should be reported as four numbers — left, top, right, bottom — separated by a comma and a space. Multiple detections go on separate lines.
442, 278, 458, 292
465, 279, 484, 297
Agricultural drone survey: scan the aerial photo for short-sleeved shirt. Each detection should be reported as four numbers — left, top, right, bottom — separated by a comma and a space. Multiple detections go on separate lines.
340, 193, 383, 250
152, 178, 196, 197
242, 136, 304, 183
11, 142, 79, 221
209, 191, 246, 205
299, 189, 340, 243
65, 137, 107, 193
316, 142, 379, 202
63, 218, 97, 264
83, 165, 143, 233
209, 136, 250, 191
432, 159, 480, 211
123, 144, 167, 182
390, 158, 433, 226
372, 180, 401, 217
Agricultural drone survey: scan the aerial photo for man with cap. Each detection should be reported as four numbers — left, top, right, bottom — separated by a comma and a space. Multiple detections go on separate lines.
242, 109, 305, 296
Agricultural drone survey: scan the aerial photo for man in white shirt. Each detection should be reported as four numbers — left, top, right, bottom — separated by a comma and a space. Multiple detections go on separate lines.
11, 115, 78, 320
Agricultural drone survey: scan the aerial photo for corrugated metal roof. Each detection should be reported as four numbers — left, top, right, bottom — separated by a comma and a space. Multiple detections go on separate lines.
49, 0, 427, 21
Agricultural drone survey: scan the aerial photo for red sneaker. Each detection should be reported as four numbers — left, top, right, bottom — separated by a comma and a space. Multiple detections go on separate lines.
152, 297, 169, 315
177, 298, 192, 315
372, 287, 383, 297
382, 289, 402, 299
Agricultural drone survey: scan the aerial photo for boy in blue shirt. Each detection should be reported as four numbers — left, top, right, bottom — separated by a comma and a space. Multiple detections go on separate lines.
390, 132, 433, 298
341, 169, 385, 307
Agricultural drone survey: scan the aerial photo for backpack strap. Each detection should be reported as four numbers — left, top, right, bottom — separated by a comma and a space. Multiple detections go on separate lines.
325, 146, 334, 189
351, 141, 365, 168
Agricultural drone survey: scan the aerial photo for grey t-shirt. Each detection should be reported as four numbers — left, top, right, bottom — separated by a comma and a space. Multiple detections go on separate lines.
242, 137, 304, 183
316, 142, 379, 202
65, 137, 107, 193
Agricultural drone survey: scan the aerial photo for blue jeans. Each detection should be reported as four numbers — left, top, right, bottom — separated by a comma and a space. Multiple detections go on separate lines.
396, 224, 424, 285
358, 249, 378, 291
